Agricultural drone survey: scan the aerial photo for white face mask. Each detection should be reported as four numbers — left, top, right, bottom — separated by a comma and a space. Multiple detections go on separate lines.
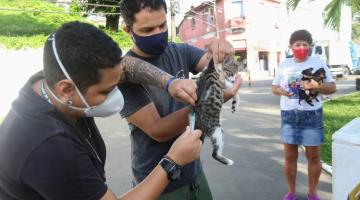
48, 33, 124, 117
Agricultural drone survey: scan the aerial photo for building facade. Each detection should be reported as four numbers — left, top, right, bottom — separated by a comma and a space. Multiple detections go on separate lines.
178, 0, 285, 76
178, 0, 352, 77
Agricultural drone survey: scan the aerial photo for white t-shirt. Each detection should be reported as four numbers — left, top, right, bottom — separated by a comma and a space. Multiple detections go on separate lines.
272, 57, 334, 111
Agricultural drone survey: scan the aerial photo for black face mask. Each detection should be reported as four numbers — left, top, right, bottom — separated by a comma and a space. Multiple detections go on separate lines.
131, 30, 168, 56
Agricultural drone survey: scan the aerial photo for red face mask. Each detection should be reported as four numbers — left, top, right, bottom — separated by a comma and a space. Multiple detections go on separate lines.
292, 48, 309, 61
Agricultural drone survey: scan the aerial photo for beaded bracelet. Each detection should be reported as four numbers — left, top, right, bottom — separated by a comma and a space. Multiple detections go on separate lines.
164, 76, 177, 92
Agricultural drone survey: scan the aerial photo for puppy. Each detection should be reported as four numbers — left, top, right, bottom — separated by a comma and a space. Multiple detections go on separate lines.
299, 68, 314, 106
299, 68, 326, 106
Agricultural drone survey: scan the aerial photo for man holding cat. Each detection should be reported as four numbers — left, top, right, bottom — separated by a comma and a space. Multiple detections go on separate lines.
118, 0, 242, 199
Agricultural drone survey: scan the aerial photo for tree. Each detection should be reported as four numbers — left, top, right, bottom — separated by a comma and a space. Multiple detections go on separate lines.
353, 23, 360, 43
287, 0, 360, 31
77, 0, 121, 32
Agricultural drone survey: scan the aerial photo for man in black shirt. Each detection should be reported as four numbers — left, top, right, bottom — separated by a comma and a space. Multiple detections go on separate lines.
118, 1, 242, 199
0, 21, 202, 200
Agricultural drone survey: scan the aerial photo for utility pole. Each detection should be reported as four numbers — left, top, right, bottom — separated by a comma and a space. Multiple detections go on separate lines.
212, 0, 219, 39
170, 0, 179, 42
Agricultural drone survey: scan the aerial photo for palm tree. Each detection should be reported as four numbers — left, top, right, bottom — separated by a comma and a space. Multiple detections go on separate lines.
287, 0, 360, 31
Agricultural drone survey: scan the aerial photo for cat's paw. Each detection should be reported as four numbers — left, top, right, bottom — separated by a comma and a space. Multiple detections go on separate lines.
226, 159, 234, 166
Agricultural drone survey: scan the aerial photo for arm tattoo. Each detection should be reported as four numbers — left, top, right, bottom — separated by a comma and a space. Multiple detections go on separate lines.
119, 56, 171, 89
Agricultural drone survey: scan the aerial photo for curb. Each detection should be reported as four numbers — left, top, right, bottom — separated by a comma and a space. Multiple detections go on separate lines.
321, 161, 332, 175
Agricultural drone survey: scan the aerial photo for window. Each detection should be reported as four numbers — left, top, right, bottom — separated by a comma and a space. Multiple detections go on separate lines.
191, 17, 196, 30
231, 0, 244, 18
202, 8, 211, 32
203, 10, 208, 25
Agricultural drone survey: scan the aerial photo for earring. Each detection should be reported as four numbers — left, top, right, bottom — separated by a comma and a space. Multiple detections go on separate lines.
66, 98, 73, 106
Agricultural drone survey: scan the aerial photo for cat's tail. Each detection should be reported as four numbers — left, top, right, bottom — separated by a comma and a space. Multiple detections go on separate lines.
225, 78, 240, 113
231, 93, 240, 113
211, 126, 234, 166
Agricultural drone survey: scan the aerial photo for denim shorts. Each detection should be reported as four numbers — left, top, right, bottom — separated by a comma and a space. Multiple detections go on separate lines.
280, 108, 324, 146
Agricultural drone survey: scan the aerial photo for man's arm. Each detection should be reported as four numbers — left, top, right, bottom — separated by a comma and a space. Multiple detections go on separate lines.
101, 165, 169, 200
119, 56, 170, 89
119, 56, 197, 105
194, 39, 234, 73
195, 52, 211, 72
127, 103, 190, 142
101, 127, 203, 200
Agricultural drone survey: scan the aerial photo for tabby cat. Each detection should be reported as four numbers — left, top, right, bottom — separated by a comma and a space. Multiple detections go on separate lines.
190, 54, 240, 166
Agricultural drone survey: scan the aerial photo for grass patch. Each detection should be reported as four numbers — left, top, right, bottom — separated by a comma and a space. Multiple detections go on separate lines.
0, 0, 83, 49
321, 92, 360, 164
0, 0, 133, 50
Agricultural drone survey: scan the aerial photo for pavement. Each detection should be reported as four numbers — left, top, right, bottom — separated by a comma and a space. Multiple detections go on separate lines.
0, 48, 43, 117
1, 48, 359, 199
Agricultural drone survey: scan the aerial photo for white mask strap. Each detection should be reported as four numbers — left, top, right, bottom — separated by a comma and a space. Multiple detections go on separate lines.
50, 33, 90, 108
44, 82, 85, 111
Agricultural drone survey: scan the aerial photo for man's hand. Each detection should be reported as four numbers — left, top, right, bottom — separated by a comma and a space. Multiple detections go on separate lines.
168, 79, 198, 106
207, 39, 234, 65
166, 126, 202, 166
223, 73, 242, 102
300, 79, 320, 90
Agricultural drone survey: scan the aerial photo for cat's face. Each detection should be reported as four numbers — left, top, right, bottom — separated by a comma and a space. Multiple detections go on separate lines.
222, 54, 238, 77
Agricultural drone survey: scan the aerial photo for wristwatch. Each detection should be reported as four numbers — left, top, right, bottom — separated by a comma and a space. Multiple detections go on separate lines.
159, 155, 183, 181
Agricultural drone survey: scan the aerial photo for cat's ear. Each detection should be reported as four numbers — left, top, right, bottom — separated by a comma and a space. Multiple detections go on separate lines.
222, 53, 235, 65
208, 58, 214, 69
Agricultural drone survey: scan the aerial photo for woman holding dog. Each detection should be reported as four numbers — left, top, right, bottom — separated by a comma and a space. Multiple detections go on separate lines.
272, 29, 336, 200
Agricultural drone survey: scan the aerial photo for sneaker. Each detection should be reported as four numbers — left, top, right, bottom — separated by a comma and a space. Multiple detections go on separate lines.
307, 193, 320, 200
283, 192, 297, 200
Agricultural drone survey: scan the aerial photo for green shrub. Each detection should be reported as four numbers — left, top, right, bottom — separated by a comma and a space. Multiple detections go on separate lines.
0, 0, 82, 49
0, 0, 133, 50
104, 29, 132, 52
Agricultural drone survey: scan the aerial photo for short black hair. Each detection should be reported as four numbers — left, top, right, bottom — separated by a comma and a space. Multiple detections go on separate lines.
119, 0, 167, 27
43, 21, 122, 92
289, 29, 313, 45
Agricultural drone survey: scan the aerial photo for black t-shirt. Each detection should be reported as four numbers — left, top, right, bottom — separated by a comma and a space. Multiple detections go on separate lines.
0, 72, 107, 200
119, 43, 205, 193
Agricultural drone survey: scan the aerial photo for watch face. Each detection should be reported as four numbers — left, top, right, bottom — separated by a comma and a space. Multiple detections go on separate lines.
171, 167, 182, 180
160, 157, 183, 180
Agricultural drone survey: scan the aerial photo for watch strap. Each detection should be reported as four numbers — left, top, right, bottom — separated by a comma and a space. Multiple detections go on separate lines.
159, 156, 183, 180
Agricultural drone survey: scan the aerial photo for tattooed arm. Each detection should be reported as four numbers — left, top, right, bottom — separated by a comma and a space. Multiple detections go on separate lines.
119, 56, 170, 89
119, 56, 198, 105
